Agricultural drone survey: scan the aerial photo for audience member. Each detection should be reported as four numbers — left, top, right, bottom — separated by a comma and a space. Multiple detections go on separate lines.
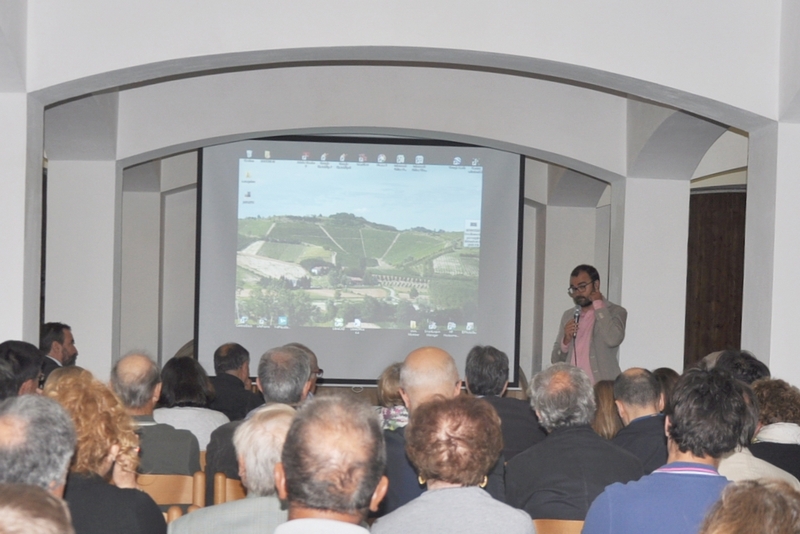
169, 404, 295, 534
44, 368, 166, 534
153, 356, 229, 449
208, 343, 264, 421
284, 342, 321, 397
173, 340, 195, 359
698, 479, 800, 534
110, 353, 201, 475
652, 367, 679, 412
583, 368, 747, 534
274, 395, 388, 533
372, 396, 534, 534
0, 395, 76, 497
506, 363, 642, 520
0, 483, 75, 534
718, 382, 800, 489
376, 362, 408, 431
39, 322, 78, 380
205, 344, 311, 504
465, 345, 545, 460
382, 347, 466, 514
611, 368, 667, 473
696, 351, 723, 371
714, 350, 770, 384
592, 380, 623, 440
750, 378, 800, 480
0, 340, 44, 395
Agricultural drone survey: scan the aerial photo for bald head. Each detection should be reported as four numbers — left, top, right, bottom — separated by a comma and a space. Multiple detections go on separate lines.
110, 353, 161, 411
613, 367, 660, 425
399, 347, 461, 412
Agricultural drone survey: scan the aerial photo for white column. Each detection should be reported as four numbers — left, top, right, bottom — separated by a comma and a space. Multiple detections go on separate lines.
618, 177, 690, 372
0, 94, 43, 342
756, 123, 800, 381
45, 160, 121, 380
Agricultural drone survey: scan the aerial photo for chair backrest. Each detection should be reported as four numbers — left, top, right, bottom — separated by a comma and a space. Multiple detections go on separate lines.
137, 471, 206, 508
199, 450, 207, 472
532, 519, 585, 534
213, 472, 247, 504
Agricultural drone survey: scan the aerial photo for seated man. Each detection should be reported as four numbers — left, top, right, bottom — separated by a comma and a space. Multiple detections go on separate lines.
274, 395, 388, 533
208, 343, 263, 421
583, 369, 747, 534
204, 344, 312, 504
465, 345, 545, 461
612, 368, 667, 474
110, 353, 201, 475
169, 404, 295, 534
0, 395, 76, 497
506, 363, 642, 520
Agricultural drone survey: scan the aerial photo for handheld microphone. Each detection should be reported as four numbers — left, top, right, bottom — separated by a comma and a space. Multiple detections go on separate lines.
573, 306, 581, 338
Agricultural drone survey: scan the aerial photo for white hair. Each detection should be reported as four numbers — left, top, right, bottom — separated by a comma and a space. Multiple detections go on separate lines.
233, 404, 295, 496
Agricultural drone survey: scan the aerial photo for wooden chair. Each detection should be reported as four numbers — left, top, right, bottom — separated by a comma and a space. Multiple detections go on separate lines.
532, 519, 584, 534
199, 450, 207, 472
213, 472, 247, 504
137, 471, 206, 516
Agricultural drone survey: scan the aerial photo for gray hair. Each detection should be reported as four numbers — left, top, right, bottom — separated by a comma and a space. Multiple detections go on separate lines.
110, 352, 161, 409
0, 396, 76, 490
257, 346, 310, 404
232, 404, 294, 496
530, 363, 596, 432
0, 483, 75, 534
613, 368, 660, 407
282, 395, 386, 514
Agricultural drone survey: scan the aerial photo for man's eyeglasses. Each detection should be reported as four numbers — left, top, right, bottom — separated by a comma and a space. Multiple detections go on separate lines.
567, 281, 594, 295
314, 369, 324, 379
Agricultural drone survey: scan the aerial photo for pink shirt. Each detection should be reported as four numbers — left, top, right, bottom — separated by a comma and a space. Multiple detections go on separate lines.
560, 300, 607, 383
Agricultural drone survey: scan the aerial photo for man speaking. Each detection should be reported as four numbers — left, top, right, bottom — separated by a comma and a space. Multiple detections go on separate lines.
551, 265, 626, 382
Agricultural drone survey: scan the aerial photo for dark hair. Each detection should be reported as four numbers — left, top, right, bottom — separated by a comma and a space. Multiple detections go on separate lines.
739, 384, 760, 447
752, 379, 800, 425
699, 479, 800, 534
39, 323, 71, 354
652, 367, 680, 405
465, 345, 509, 396
158, 356, 215, 408
0, 360, 17, 401
257, 346, 310, 404
376, 363, 403, 408
614, 368, 660, 407
406, 395, 502, 486
714, 351, 770, 385
0, 341, 44, 391
282, 395, 385, 514
213, 343, 250, 374
665, 369, 746, 459
571, 264, 600, 282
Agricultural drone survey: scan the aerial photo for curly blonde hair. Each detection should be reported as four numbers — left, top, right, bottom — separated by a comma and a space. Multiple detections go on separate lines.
43, 367, 139, 475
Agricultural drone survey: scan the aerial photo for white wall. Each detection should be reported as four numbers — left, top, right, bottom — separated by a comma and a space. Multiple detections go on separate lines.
618, 178, 689, 372
45, 160, 120, 380
119, 191, 160, 358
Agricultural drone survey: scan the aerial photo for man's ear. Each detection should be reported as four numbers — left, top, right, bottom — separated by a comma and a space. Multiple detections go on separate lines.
301, 379, 313, 401
237, 455, 247, 483
452, 380, 463, 398
399, 388, 411, 410
274, 462, 288, 500
369, 475, 389, 512
152, 383, 162, 404
464, 379, 472, 395
614, 400, 627, 423
256, 377, 264, 394
664, 415, 672, 438
500, 380, 509, 397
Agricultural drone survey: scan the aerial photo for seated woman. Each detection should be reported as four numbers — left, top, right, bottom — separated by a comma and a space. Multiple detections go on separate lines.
699, 479, 800, 534
376, 362, 408, 431
153, 356, 229, 449
44, 367, 166, 534
750, 378, 800, 480
592, 379, 622, 440
371, 395, 534, 534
